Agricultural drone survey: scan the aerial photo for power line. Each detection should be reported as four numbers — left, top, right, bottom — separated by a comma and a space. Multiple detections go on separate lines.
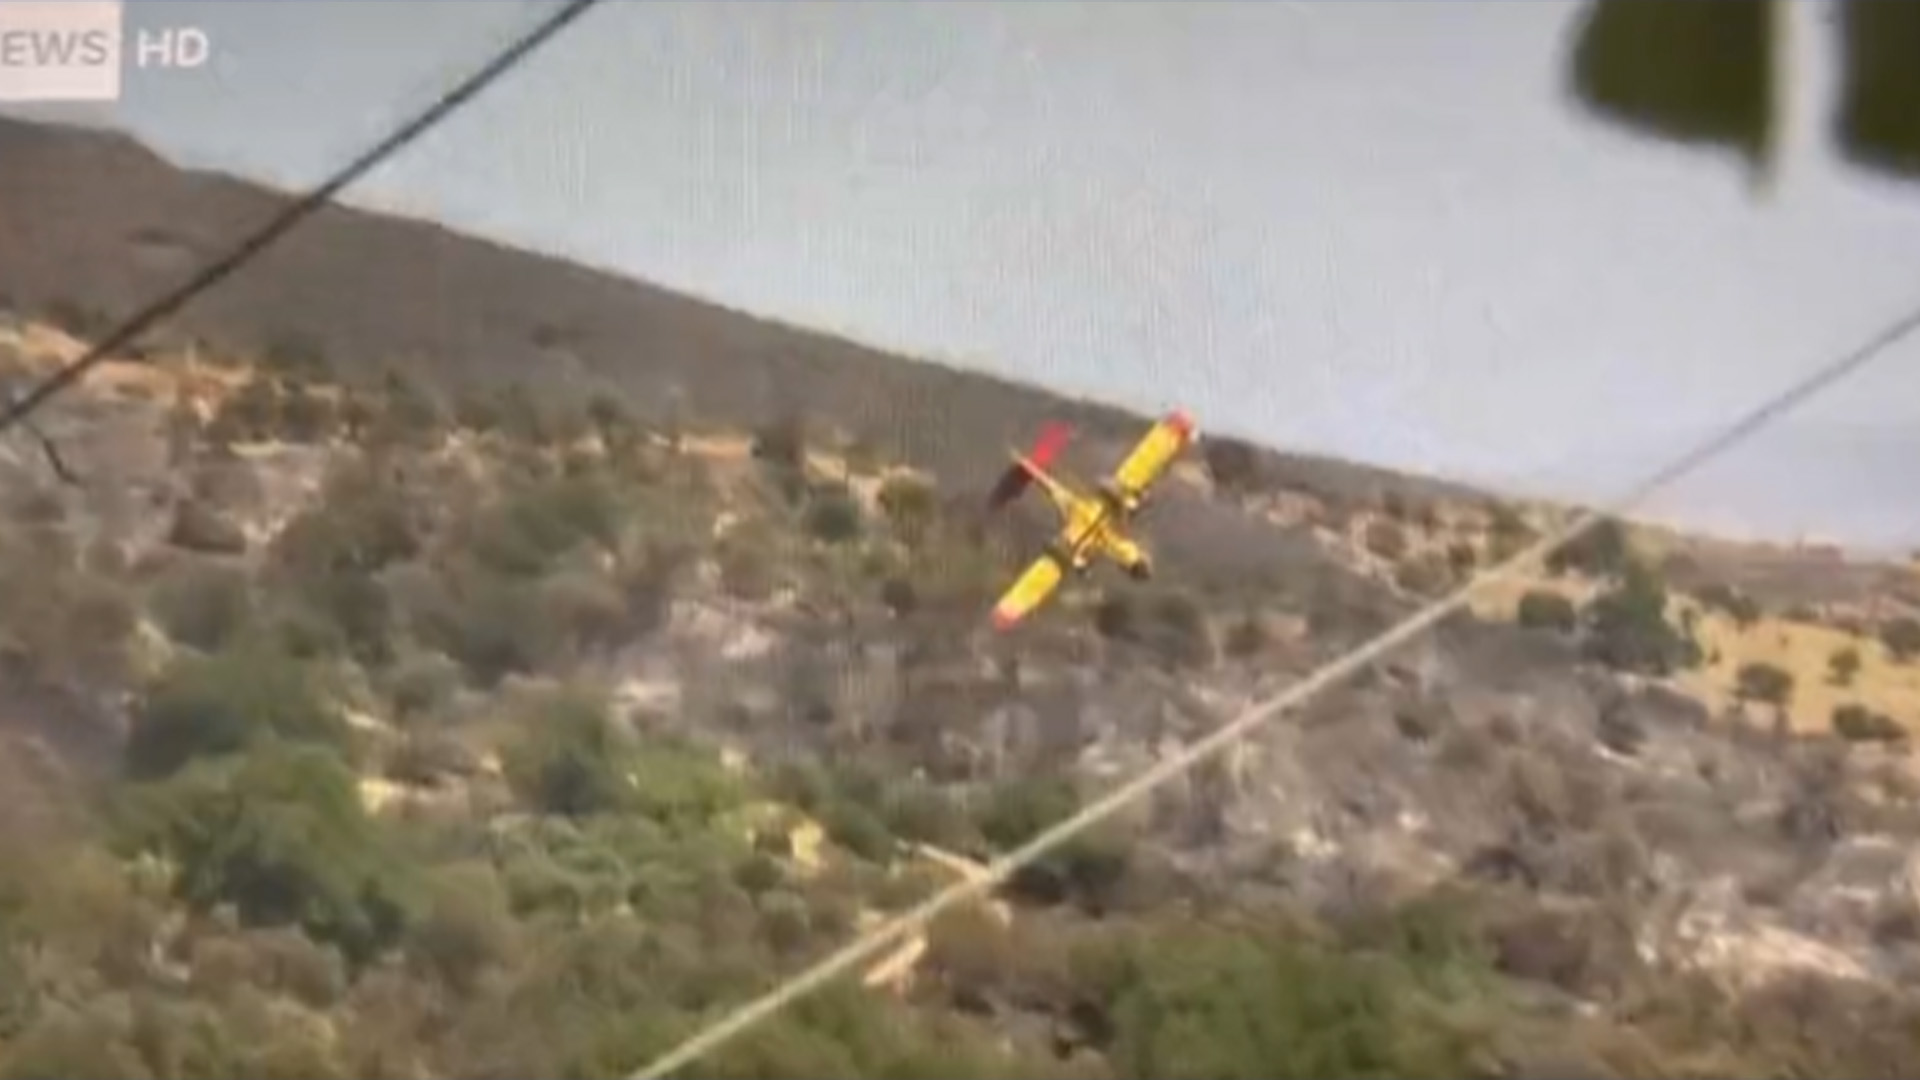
628, 299, 1920, 1080
0, 0, 605, 439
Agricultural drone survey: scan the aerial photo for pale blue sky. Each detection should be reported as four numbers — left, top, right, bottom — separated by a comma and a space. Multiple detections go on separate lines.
11, 1, 1920, 550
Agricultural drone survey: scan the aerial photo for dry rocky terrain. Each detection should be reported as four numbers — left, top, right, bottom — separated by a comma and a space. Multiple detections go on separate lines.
1, 116, 1920, 1078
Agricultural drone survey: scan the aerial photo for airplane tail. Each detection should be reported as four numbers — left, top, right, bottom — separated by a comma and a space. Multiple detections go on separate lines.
987, 420, 1073, 511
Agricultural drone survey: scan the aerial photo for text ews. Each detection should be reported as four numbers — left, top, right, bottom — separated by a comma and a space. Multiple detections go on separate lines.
0, 1, 211, 103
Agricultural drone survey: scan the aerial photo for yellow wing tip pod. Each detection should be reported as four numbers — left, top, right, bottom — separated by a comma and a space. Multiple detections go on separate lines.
989, 555, 1065, 632
1166, 408, 1196, 439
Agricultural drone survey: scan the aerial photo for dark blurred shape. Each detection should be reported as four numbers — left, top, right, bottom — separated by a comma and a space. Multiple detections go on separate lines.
1835, 1, 1920, 180
1569, 0, 1920, 186
1569, 0, 1775, 169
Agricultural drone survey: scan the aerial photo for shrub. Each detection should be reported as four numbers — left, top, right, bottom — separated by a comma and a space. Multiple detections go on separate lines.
1882, 617, 1920, 663
406, 862, 518, 995
464, 473, 622, 579
1546, 516, 1630, 577
148, 560, 254, 652
1363, 519, 1408, 561
1081, 919, 1496, 1078
1697, 582, 1763, 628
1582, 561, 1695, 675
501, 690, 630, 818
1223, 612, 1271, 659
1735, 661, 1794, 707
803, 485, 864, 544
1093, 592, 1137, 640
126, 638, 348, 780
278, 381, 338, 443
167, 498, 249, 555
1833, 703, 1905, 744
210, 378, 281, 443
382, 651, 464, 725
751, 414, 807, 470
1393, 555, 1448, 596
1516, 589, 1577, 633
880, 576, 918, 616
1202, 439, 1262, 493
261, 333, 330, 379
1829, 646, 1862, 687
1145, 589, 1215, 668
120, 742, 411, 965
1446, 541, 1477, 576
876, 475, 938, 543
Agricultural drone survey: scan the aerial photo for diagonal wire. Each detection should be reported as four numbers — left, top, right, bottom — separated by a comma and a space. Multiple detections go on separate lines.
0, 0, 605, 439
629, 299, 1920, 1080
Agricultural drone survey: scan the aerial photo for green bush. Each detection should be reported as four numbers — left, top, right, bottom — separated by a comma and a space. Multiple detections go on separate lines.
1735, 661, 1794, 706
875, 475, 938, 543
1083, 918, 1496, 1079
465, 473, 622, 578
1363, 520, 1408, 561
751, 414, 808, 470
1516, 589, 1577, 633
803, 485, 864, 545
1829, 646, 1862, 687
119, 742, 412, 966
1203, 439, 1263, 493
1582, 561, 1696, 675
502, 690, 633, 819
148, 560, 255, 652
1697, 582, 1763, 628
1833, 703, 1905, 743
126, 638, 348, 780
1882, 617, 1920, 663
1546, 516, 1630, 577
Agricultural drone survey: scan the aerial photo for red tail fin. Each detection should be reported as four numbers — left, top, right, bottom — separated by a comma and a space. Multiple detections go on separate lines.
987, 421, 1074, 511
1028, 421, 1073, 469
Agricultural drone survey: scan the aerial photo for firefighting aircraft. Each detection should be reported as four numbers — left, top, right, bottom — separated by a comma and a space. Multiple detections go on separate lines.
986, 408, 1197, 630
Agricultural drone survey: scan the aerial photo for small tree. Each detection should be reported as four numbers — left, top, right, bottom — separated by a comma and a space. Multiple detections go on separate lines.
121, 742, 411, 965
876, 475, 938, 545
1363, 520, 1408, 562
1833, 704, 1905, 744
126, 637, 348, 780
1223, 612, 1271, 659
803, 485, 864, 545
1829, 646, 1862, 687
751, 413, 807, 470
1486, 502, 1534, 561
1881, 617, 1920, 663
1446, 541, 1478, 577
1582, 561, 1695, 674
1697, 582, 1762, 629
1735, 661, 1794, 708
501, 690, 631, 819
1517, 589, 1577, 634
1202, 439, 1262, 494
1547, 516, 1630, 578
262, 333, 330, 379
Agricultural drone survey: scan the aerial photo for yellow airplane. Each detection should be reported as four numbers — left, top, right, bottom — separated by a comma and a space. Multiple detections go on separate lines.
987, 408, 1197, 631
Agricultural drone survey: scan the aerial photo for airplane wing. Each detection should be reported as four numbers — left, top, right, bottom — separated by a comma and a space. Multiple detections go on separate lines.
990, 555, 1065, 631
1108, 409, 1196, 500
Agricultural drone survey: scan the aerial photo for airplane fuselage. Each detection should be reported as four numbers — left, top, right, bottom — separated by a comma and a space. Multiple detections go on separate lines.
1044, 482, 1151, 580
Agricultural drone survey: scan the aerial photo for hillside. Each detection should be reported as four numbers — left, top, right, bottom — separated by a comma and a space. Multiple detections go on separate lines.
2, 117, 1920, 1078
